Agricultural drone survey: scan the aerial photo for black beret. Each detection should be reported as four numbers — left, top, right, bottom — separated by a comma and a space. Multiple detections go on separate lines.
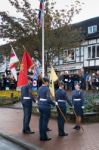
28, 76, 32, 81
75, 82, 80, 86
59, 80, 64, 86
43, 76, 49, 83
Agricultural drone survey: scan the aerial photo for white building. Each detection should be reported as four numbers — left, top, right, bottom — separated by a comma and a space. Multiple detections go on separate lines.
54, 17, 99, 74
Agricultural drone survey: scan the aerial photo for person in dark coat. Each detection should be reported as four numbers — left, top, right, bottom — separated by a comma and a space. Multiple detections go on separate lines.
1, 75, 6, 90
55, 81, 72, 136
38, 76, 55, 141
21, 77, 35, 134
72, 83, 84, 130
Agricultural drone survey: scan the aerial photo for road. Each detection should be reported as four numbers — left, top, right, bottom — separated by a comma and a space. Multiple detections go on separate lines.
0, 136, 25, 150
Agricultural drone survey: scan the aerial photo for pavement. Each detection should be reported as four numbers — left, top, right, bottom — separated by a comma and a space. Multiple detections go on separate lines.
0, 105, 99, 150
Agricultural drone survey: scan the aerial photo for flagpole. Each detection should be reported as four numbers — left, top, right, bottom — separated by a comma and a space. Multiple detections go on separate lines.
42, 0, 45, 77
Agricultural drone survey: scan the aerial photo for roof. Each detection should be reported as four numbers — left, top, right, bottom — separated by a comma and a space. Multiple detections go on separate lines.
73, 16, 99, 40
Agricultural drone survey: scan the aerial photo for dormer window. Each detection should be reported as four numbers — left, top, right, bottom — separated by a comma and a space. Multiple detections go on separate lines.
88, 25, 97, 34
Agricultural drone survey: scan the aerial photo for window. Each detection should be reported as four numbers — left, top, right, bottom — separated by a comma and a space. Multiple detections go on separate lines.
88, 25, 97, 34
88, 47, 91, 58
92, 46, 95, 58
68, 50, 75, 60
96, 45, 99, 57
76, 48, 80, 57
64, 49, 75, 62
87, 45, 99, 59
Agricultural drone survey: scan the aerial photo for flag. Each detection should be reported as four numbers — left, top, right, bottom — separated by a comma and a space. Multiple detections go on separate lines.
32, 58, 41, 91
9, 47, 19, 66
49, 66, 58, 97
38, 0, 44, 25
9, 47, 19, 81
10, 64, 17, 81
33, 59, 41, 80
17, 50, 33, 87
50, 66, 58, 82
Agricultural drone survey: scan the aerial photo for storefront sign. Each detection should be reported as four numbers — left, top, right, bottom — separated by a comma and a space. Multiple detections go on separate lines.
55, 63, 83, 71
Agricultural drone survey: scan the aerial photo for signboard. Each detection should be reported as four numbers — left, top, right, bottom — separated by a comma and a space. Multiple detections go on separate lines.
55, 63, 83, 71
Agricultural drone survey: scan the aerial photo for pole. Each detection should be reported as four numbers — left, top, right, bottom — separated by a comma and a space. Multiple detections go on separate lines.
57, 105, 67, 123
42, 0, 45, 77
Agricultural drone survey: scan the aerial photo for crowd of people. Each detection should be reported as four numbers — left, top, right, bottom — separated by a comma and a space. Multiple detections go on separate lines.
57, 71, 99, 91
0, 70, 99, 92
0, 74, 17, 90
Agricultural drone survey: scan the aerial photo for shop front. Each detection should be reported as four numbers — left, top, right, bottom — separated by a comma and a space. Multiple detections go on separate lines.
54, 63, 83, 74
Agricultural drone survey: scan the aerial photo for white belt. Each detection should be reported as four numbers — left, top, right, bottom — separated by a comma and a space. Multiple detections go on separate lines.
40, 98, 47, 101
73, 99, 81, 101
58, 100, 66, 102
23, 97, 31, 99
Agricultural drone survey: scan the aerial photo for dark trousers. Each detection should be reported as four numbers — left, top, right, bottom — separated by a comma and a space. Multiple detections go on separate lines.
39, 107, 50, 139
22, 100, 32, 132
57, 105, 66, 135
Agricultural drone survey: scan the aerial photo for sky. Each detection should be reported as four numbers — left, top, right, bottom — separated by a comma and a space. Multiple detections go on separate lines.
0, 0, 99, 23
0, 0, 99, 44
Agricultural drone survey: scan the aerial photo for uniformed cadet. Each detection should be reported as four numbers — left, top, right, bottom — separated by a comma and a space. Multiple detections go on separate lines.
38, 76, 55, 141
21, 77, 35, 134
55, 81, 72, 136
72, 83, 84, 130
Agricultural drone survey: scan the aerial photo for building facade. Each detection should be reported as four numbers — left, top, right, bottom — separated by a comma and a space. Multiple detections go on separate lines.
53, 17, 99, 75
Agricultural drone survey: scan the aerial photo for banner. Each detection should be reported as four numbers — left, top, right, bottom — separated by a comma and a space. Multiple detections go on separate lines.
17, 50, 33, 87
9, 47, 19, 81
49, 66, 58, 97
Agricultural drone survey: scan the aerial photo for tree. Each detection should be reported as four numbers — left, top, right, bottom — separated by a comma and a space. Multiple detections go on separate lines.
0, 0, 84, 62
44, 0, 84, 66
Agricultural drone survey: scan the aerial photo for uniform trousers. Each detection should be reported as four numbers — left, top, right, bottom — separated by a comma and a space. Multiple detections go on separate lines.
39, 107, 50, 139
22, 100, 32, 132
57, 104, 66, 135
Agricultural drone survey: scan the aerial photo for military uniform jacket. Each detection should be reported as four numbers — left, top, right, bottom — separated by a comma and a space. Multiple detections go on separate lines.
72, 89, 84, 115
38, 85, 54, 109
21, 84, 35, 105
55, 88, 72, 106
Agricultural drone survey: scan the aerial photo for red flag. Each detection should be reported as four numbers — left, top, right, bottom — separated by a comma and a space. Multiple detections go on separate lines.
17, 50, 33, 87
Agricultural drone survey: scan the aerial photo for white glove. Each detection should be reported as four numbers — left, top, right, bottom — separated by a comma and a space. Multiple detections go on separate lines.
36, 100, 38, 104
55, 101, 58, 106
71, 106, 74, 109
81, 106, 85, 109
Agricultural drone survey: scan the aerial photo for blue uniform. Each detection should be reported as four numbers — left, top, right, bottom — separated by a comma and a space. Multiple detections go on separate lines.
21, 84, 35, 132
55, 88, 72, 136
72, 90, 84, 116
38, 85, 54, 140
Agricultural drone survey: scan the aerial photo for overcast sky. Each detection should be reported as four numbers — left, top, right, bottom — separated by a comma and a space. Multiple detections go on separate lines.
0, 0, 99, 23
0, 0, 99, 45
